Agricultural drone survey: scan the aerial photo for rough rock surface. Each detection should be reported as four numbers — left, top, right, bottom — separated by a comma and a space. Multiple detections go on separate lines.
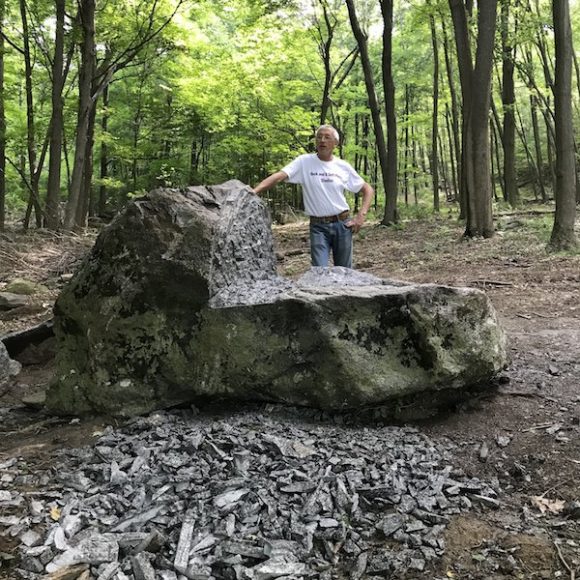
0, 340, 21, 385
46, 181, 508, 416
1, 406, 504, 580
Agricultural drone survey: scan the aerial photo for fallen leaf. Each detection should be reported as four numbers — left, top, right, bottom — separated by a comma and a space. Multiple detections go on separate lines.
530, 496, 565, 514
50, 506, 61, 521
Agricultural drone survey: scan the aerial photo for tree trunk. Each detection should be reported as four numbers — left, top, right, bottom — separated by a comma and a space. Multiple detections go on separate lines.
20, 0, 42, 228
444, 104, 458, 200
544, 106, 557, 196
429, 10, 440, 212
441, 16, 462, 216
515, 105, 539, 200
501, 0, 519, 207
411, 124, 418, 205
449, 0, 497, 238
438, 132, 451, 201
379, 0, 398, 224
345, 0, 391, 222
45, 0, 66, 230
491, 118, 502, 201
549, 0, 577, 249
318, 0, 334, 125
403, 84, 410, 205
98, 84, 109, 216
0, 0, 5, 229
530, 95, 548, 202
77, 98, 97, 225
64, 0, 95, 230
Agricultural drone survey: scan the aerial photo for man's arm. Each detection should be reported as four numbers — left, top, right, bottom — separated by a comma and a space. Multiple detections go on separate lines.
253, 171, 288, 195
348, 182, 374, 233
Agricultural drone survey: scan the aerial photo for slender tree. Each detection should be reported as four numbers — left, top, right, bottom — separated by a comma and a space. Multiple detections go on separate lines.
311, 0, 358, 125
45, 0, 66, 229
345, 0, 392, 222
64, 0, 95, 230
501, 0, 519, 207
449, 0, 497, 238
429, 6, 440, 212
0, 0, 5, 229
379, 0, 398, 224
441, 15, 462, 213
549, 0, 577, 250
20, 0, 43, 228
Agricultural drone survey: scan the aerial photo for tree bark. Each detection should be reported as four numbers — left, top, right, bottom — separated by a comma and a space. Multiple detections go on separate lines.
379, 0, 398, 224
64, 0, 96, 230
530, 94, 548, 202
444, 104, 458, 200
449, 0, 497, 238
549, 0, 577, 249
45, 0, 66, 229
441, 17, 461, 213
98, 84, 109, 216
429, 9, 440, 212
345, 0, 391, 221
403, 84, 410, 205
0, 0, 5, 229
20, 0, 42, 228
77, 98, 97, 225
501, 0, 519, 207
317, 0, 335, 125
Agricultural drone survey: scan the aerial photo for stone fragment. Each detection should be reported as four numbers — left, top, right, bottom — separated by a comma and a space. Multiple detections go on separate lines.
214, 489, 250, 510
470, 494, 501, 509
280, 482, 317, 494
174, 512, 195, 573
45, 563, 89, 579
45, 531, 119, 573
131, 552, 156, 580
0, 291, 27, 310
350, 551, 367, 580
222, 540, 265, 559
378, 514, 405, 537
96, 561, 119, 580
248, 560, 310, 580
0, 340, 21, 384
479, 441, 489, 462
496, 435, 511, 448
20, 530, 42, 547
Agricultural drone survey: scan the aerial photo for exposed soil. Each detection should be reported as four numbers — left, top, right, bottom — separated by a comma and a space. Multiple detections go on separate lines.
1, 213, 580, 579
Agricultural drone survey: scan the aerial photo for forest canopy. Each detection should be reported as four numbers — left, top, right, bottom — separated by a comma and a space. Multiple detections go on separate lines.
0, 0, 578, 246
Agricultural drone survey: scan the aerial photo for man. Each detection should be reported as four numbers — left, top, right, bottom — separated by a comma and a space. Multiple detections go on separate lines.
253, 125, 374, 269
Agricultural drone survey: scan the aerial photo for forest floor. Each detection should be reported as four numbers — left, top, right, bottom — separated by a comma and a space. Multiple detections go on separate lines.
1, 209, 580, 579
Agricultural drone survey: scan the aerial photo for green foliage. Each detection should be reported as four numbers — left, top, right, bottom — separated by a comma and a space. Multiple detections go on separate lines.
0, 0, 578, 229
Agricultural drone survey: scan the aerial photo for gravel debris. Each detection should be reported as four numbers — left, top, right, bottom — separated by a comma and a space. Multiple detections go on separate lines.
0, 405, 502, 579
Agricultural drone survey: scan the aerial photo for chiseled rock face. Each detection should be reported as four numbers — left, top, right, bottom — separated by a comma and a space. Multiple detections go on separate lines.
46, 181, 508, 416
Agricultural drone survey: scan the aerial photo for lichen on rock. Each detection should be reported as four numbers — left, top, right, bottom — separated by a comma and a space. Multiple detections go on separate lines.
46, 180, 508, 416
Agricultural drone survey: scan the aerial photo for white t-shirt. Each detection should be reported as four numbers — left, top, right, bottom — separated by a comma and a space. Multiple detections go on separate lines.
281, 154, 365, 217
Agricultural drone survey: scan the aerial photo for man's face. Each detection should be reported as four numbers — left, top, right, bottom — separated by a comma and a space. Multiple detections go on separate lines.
315, 129, 338, 157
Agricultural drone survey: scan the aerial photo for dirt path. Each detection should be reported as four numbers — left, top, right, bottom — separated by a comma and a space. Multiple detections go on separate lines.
1, 217, 579, 579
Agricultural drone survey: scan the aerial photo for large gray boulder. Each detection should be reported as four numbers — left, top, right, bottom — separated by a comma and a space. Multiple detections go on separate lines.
46, 181, 508, 416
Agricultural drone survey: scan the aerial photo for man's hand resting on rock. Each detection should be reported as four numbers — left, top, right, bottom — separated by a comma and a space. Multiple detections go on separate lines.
345, 214, 366, 234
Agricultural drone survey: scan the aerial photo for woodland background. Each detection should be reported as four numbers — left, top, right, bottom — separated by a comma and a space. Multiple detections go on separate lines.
0, 0, 578, 246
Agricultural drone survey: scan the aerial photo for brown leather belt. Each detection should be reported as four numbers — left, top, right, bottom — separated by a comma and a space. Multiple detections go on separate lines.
310, 210, 350, 224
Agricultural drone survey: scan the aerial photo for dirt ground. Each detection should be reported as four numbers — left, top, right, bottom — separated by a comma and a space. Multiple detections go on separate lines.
1, 212, 580, 579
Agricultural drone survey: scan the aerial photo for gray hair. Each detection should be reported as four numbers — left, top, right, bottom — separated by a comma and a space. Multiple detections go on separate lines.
315, 124, 340, 144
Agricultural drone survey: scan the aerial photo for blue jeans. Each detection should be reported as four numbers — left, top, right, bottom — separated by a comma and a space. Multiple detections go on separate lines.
310, 219, 353, 268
